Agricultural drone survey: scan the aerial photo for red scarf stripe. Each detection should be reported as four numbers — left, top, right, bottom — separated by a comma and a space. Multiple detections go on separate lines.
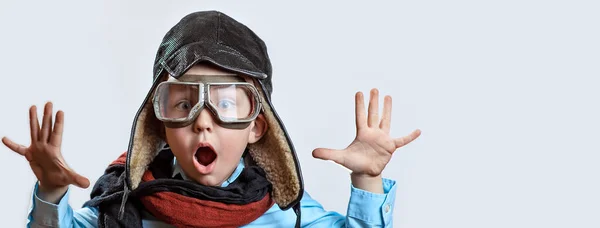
110, 152, 274, 227
140, 169, 274, 227
110, 152, 127, 166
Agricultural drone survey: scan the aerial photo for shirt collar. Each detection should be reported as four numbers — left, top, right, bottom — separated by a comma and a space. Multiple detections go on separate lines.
172, 157, 246, 188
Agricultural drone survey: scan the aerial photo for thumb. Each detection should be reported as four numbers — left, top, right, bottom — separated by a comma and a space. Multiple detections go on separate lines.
312, 148, 344, 164
70, 171, 90, 189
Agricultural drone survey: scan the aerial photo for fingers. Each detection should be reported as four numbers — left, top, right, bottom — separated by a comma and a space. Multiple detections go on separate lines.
29, 106, 40, 142
367, 89, 379, 127
1, 137, 27, 156
379, 95, 392, 134
312, 148, 344, 165
40, 102, 53, 143
49, 111, 64, 147
394, 129, 422, 148
355, 92, 367, 130
70, 171, 90, 189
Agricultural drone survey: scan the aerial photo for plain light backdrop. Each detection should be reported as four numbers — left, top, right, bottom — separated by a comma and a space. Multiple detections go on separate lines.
1, 0, 599, 227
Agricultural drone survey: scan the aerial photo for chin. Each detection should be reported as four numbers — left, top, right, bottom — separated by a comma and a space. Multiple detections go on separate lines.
192, 175, 224, 187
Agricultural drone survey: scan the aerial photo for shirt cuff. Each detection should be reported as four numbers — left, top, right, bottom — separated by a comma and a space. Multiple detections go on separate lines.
30, 182, 71, 227
347, 178, 397, 227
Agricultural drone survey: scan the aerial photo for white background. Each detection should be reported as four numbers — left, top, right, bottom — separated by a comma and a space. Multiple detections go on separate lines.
1, 0, 599, 227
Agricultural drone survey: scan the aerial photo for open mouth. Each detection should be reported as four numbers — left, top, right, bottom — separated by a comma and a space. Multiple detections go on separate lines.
192, 142, 217, 174
195, 146, 217, 166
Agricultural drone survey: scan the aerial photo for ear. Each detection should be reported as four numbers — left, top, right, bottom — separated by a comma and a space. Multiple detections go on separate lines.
248, 113, 268, 144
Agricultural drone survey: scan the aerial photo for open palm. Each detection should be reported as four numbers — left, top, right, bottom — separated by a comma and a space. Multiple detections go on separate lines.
2, 102, 89, 190
312, 89, 421, 177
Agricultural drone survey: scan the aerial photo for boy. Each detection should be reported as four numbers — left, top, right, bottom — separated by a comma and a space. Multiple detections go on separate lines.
2, 10, 420, 227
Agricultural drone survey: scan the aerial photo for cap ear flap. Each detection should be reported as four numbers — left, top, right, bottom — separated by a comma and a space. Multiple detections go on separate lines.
247, 82, 301, 209
127, 74, 170, 190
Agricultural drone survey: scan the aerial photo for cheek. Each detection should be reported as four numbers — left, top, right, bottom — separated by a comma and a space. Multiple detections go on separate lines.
165, 128, 191, 153
216, 128, 251, 158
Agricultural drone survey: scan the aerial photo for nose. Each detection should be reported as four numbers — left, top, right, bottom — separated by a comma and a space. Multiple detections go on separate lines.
193, 108, 215, 133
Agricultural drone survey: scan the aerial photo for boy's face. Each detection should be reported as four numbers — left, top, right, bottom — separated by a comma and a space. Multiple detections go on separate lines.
163, 63, 267, 186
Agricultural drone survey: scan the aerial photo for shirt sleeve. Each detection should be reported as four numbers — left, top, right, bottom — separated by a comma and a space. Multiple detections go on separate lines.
27, 182, 100, 228
299, 178, 397, 228
345, 178, 396, 227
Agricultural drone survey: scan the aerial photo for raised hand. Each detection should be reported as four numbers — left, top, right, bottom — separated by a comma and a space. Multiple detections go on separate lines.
2, 102, 89, 194
312, 88, 421, 179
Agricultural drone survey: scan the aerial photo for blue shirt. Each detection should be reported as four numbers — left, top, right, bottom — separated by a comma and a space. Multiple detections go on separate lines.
27, 158, 396, 227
